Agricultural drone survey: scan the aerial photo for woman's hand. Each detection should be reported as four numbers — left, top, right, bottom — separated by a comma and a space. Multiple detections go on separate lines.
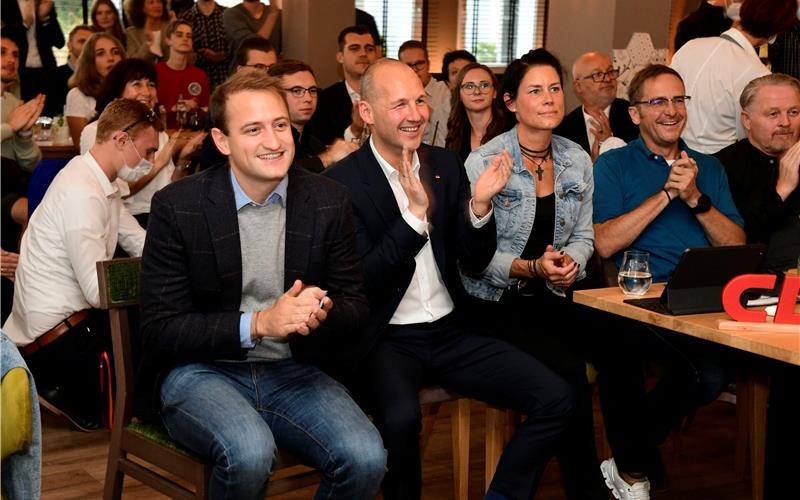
537, 244, 579, 289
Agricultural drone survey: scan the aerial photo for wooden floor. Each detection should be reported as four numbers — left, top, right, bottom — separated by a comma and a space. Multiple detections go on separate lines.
40, 398, 753, 499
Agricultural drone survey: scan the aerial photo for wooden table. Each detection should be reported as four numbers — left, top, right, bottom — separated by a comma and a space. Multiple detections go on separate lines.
573, 284, 799, 366
37, 141, 78, 160
574, 284, 799, 500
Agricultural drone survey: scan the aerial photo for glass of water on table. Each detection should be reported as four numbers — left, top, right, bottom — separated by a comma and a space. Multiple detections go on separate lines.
618, 250, 652, 295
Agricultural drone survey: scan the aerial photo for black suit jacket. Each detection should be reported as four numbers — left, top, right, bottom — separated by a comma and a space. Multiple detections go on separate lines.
554, 98, 639, 155
1, 0, 64, 71
138, 164, 368, 419
324, 144, 496, 363
306, 81, 352, 146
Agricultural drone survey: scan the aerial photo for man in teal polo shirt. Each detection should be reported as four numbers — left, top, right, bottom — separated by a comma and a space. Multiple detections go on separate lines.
591, 64, 745, 500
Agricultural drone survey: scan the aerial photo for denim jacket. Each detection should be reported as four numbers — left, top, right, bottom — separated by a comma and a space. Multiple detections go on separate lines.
1, 331, 42, 500
461, 128, 595, 300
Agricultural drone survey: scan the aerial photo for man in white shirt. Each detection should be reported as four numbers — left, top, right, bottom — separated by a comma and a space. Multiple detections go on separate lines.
324, 59, 572, 500
671, 0, 797, 153
398, 40, 451, 148
3, 98, 153, 431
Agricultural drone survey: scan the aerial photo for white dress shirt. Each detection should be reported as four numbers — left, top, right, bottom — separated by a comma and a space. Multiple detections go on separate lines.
3, 152, 146, 345
369, 137, 455, 324
422, 78, 451, 147
671, 27, 769, 154
80, 121, 175, 215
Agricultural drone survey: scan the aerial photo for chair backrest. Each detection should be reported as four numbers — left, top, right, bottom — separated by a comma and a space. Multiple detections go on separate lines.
27, 159, 69, 219
96, 257, 141, 428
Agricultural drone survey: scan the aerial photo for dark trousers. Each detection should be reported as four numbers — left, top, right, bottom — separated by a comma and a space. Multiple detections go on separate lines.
587, 308, 729, 482
765, 364, 800, 500
24, 310, 112, 418
466, 290, 609, 500
360, 312, 573, 500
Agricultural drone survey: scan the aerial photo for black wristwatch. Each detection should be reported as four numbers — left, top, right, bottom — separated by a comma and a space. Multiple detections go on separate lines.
689, 193, 712, 215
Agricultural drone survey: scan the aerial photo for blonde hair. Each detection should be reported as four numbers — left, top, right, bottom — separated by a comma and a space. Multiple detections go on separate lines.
96, 98, 155, 142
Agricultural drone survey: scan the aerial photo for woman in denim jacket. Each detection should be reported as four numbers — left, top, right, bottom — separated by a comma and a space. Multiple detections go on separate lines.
462, 49, 607, 499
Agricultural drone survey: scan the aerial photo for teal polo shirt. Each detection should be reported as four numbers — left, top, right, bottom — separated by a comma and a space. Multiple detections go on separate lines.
593, 137, 743, 282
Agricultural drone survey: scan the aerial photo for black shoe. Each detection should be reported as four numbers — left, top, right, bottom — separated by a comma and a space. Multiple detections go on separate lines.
38, 385, 103, 432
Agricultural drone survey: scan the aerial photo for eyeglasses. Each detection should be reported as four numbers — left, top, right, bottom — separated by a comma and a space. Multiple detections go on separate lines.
284, 86, 319, 98
578, 69, 620, 82
122, 108, 158, 133
406, 60, 427, 71
241, 63, 272, 72
632, 95, 692, 108
461, 81, 493, 93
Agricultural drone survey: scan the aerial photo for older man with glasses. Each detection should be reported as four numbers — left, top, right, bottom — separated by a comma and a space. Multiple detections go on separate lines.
554, 51, 639, 161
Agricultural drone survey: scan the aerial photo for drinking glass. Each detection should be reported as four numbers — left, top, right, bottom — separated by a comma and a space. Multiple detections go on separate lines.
618, 250, 652, 296
34, 116, 53, 141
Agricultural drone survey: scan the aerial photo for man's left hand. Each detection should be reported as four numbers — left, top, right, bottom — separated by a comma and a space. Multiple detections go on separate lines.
776, 139, 800, 200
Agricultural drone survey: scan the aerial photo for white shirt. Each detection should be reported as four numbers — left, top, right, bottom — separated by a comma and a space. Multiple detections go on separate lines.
423, 78, 451, 147
671, 27, 770, 154
344, 79, 360, 104
65, 87, 97, 120
80, 121, 175, 215
369, 137, 455, 324
3, 152, 146, 345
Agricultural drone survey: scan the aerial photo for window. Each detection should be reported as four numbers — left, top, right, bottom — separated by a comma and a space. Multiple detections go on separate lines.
356, 0, 423, 59
460, 0, 548, 67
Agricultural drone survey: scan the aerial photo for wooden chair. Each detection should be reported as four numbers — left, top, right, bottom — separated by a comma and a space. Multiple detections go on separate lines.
418, 386, 471, 500
97, 258, 316, 499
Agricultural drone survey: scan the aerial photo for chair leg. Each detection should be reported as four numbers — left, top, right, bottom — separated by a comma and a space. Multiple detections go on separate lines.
420, 401, 441, 454
103, 438, 125, 500
484, 404, 507, 492
450, 399, 470, 500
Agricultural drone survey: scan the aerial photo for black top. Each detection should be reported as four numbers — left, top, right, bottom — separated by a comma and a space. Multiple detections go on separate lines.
513, 193, 555, 297
714, 139, 800, 271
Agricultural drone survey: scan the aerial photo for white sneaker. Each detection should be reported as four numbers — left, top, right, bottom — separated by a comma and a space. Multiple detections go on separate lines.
600, 458, 651, 500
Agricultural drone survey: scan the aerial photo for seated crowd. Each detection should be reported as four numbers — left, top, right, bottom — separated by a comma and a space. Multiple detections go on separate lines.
1, 0, 798, 499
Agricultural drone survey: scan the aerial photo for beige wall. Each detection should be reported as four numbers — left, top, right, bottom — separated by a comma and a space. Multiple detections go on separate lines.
546, 0, 617, 111
282, 0, 354, 88
547, 0, 673, 111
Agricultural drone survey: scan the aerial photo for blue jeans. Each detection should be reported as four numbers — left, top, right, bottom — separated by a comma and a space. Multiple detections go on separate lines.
160, 359, 386, 500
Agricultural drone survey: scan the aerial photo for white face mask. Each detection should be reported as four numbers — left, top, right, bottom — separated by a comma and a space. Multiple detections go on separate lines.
118, 139, 153, 182
724, 1, 742, 20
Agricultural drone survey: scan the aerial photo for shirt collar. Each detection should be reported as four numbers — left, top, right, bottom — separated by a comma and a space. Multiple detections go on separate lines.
344, 80, 360, 104
83, 151, 119, 198
229, 169, 288, 211
369, 136, 421, 182
581, 104, 611, 121
631, 136, 692, 161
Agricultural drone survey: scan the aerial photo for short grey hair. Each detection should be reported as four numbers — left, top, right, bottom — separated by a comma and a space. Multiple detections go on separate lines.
740, 73, 800, 110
